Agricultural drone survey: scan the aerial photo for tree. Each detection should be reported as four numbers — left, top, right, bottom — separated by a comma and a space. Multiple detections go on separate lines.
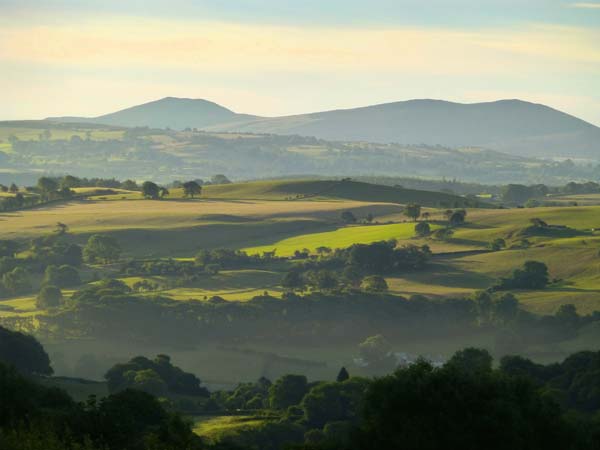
37, 177, 58, 198
301, 378, 369, 428
131, 369, 168, 396
496, 260, 549, 290
359, 357, 571, 450
489, 238, 506, 251
403, 204, 421, 221
361, 275, 388, 292
282, 270, 305, 291
182, 181, 202, 198
341, 211, 357, 224
211, 174, 231, 185
83, 234, 121, 264
366, 213, 374, 223
121, 179, 138, 190
141, 181, 160, 200
0, 325, 53, 375
307, 270, 338, 291
43, 265, 80, 288
59, 175, 80, 189
269, 374, 308, 410
36, 285, 62, 309
336, 367, 350, 382
445, 347, 493, 375
1, 267, 31, 295
8, 183, 18, 194
449, 209, 467, 226
159, 186, 169, 198
55, 222, 69, 236
492, 293, 520, 325
415, 221, 431, 237
105, 355, 208, 397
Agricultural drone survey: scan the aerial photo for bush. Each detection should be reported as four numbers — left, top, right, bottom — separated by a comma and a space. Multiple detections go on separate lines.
36, 285, 62, 309
495, 260, 549, 290
83, 235, 121, 264
43, 265, 80, 288
361, 275, 388, 292
415, 221, 431, 237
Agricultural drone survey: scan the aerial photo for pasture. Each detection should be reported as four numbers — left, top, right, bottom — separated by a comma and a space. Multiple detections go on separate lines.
193, 415, 271, 441
243, 222, 439, 256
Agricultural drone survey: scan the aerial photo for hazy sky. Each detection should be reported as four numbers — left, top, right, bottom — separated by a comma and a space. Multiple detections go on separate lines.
1, 0, 599, 124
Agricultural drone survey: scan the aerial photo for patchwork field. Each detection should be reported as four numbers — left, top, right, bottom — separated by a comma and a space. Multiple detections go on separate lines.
3, 180, 600, 341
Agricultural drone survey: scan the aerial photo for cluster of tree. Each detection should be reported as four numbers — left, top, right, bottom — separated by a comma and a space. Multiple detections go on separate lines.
281, 241, 430, 292
0, 362, 204, 450
49, 174, 139, 190
0, 175, 133, 213
25, 277, 600, 356
0, 231, 83, 299
8, 125, 600, 185
195, 248, 274, 269
493, 260, 550, 291
201, 348, 600, 449
105, 354, 209, 398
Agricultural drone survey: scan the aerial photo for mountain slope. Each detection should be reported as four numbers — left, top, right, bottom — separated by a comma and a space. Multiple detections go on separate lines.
48, 97, 258, 130
211, 99, 600, 158
47, 97, 600, 159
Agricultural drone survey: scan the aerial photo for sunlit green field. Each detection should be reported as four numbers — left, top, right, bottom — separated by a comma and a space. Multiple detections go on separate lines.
244, 222, 439, 256
3, 187, 600, 317
0, 295, 39, 318
193, 415, 270, 441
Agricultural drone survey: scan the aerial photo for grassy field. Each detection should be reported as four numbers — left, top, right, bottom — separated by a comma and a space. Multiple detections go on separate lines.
193, 415, 271, 441
244, 222, 439, 256
0, 122, 125, 152
201, 179, 473, 207
3, 187, 600, 321
0, 295, 39, 318
122, 270, 285, 301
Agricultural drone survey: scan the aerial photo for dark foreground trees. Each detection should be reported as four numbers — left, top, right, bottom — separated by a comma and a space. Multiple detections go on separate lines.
0, 325, 52, 375
357, 356, 570, 450
0, 362, 204, 450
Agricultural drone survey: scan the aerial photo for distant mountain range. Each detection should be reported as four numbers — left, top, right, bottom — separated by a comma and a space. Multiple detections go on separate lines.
48, 97, 600, 159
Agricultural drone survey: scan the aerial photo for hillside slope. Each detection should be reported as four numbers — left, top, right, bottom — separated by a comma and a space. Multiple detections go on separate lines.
48, 97, 258, 130
47, 97, 600, 159
212, 99, 600, 158
203, 179, 482, 207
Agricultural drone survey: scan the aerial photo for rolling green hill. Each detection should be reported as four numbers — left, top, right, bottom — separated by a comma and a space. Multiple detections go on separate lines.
203, 179, 479, 208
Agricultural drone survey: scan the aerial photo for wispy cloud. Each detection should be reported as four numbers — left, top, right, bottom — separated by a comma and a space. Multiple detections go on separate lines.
570, 2, 600, 8
0, 18, 598, 75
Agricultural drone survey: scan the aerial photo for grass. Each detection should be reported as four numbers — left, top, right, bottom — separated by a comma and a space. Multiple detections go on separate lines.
0, 295, 39, 318
193, 415, 270, 441
201, 179, 472, 207
0, 123, 125, 152
122, 270, 285, 302
244, 222, 439, 256
0, 197, 401, 258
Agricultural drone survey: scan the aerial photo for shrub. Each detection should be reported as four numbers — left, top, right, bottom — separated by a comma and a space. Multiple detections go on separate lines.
36, 285, 62, 309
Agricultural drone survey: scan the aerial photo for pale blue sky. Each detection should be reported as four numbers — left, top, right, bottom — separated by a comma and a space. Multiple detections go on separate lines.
1, 0, 599, 123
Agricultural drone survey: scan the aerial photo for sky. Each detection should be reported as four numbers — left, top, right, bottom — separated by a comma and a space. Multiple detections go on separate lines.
1, 0, 599, 124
